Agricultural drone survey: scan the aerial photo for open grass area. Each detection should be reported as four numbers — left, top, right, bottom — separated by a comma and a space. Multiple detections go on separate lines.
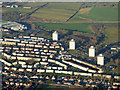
104, 27, 118, 44
12, 2, 47, 8
70, 7, 118, 21
29, 3, 82, 22
2, 7, 36, 14
31, 7, 75, 22
46, 3, 81, 11
2, 3, 47, 14
3, 3, 118, 22
22, 2, 47, 8
33, 22, 93, 33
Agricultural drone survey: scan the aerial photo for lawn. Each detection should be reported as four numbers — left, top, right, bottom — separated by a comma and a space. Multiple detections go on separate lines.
104, 27, 118, 44
32, 22, 93, 33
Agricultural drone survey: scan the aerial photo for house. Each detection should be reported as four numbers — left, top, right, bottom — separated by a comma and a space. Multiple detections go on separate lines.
10, 73, 17, 77
46, 67, 52, 69
64, 77, 68, 81
4, 66, 9, 70
2, 71, 9, 75
112, 85, 118, 89
31, 76, 38, 79
35, 45, 42, 48
26, 69, 32, 72
103, 75, 111, 79
69, 77, 74, 81
51, 76, 56, 80
46, 70, 54, 73
46, 76, 49, 79
28, 65, 32, 68
114, 76, 120, 79
77, 79, 81, 82
113, 82, 120, 86
18, 43, 25, 46
20, 83, 23, 86
18, 68, 24, 72
10, 82, 14, 85
55, 46, 60, 49
11, 67, 17, 71
40, 62, 48, 65
74, 72, 92, 76
39, 75, 43, 79
64, 82, 71, 85
74, 83, 80, 86
43, 45, 48, 49
86, 83, 90, 87
52, 67, 57, 70
18, 61, 26, 65
5, 81, 9, 84
22, 64, 27, 68
58, 67, 63, 70
9, 78, 13, 81
37, 69, 45, 73
15, 83, 19, 86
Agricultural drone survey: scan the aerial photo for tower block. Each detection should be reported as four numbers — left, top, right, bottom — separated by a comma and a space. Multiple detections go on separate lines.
97, 54, 104, 66
52, 31, 58, 41
89, 46, 95, 57
69, 39, 75, 50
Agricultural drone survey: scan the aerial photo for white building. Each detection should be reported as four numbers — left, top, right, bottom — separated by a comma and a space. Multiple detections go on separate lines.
69, 39, 75, 50
89, 46, 95, 57
52, 31, 58, 41
97, 54, 104, 66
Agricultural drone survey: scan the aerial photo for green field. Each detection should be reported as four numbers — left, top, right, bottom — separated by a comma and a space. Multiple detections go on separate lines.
2, 3, 47, 14
46, 3, 81, 11
70, 7, 118, 21
104, 27, 118, 44
31, 7, 75, 22
30, 3, 83, 22
33, 22, 93, 33
3, 3, 118, 22
2, 7, 36, 14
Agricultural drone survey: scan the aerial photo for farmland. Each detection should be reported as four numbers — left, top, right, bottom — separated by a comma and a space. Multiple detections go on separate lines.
2, 2, 119, 23
31, 8, 75, 22
70, 7, 118, 21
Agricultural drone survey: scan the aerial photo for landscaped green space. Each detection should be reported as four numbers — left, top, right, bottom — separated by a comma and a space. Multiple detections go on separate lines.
33, 22, 93, 33
104, 27, 118, 44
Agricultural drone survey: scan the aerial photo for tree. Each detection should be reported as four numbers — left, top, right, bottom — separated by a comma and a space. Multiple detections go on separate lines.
115, 59, 119, 65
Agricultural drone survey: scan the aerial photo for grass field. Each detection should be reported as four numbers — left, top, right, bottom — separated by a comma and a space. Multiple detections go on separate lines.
31, 7, 75, 22
46, 3, 81, 11
2, 3, 47, 14
3, 3, 118, 22
33, 22, 93, 33
70, 7, 118, 21
2, 7, 36, 14
104, 27, 118, 44
30, 3, 83, 22
12, 2, 47, 8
